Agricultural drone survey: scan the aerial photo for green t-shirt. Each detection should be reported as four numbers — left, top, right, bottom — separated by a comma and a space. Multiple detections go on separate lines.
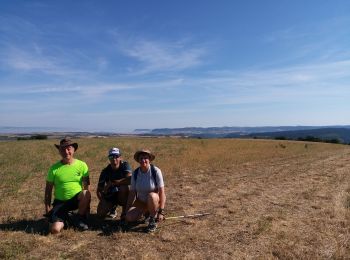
47, 159, 89, 201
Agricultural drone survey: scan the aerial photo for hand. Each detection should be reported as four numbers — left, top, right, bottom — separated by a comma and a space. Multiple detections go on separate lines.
157, 213, 165, 222
103, 182, 111, 194
96, 191, 103, 201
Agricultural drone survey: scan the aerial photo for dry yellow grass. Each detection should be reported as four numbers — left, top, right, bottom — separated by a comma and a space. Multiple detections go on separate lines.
0, 137, 349, 259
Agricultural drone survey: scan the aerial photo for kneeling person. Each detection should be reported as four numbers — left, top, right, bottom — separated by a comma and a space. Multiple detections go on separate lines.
97, 148, 132, 221
125, 149, 166, 233
44, 138, 91, 234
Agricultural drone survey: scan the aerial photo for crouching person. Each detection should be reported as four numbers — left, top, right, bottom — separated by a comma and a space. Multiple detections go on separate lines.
96, 147, 132, 223
44, 138, 91, 234
125, 149, 166, 233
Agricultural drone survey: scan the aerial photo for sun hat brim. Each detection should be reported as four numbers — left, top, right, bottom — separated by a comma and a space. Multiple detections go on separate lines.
55, 140, 78, 151
134, 149, 155, 162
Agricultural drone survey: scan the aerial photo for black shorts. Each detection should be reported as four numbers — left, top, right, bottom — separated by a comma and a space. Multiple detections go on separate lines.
102, 192, 119, 204
49, 192, 80, 223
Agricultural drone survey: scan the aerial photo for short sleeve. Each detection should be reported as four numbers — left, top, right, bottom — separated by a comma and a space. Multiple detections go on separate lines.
155, 167, 164, 188
46, 166, 55, 183
122, 161, 132, 176
130, 169, 136, 191
98, 168, 107, 188
81, 161, 89, 177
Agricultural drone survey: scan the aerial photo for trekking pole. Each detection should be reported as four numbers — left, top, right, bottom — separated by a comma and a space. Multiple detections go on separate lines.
165, 212, 211, 220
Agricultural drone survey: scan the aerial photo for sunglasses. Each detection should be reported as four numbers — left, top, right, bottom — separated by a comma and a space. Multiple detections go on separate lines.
108, 155, 120, 159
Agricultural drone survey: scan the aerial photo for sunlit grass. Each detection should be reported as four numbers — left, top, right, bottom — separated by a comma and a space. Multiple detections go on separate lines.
0, 137, 349, 258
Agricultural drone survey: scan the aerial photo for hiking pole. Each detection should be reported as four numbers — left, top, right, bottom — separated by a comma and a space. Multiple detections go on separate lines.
166, 212, 211, 220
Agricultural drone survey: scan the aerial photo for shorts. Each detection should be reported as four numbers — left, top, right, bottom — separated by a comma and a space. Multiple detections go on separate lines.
102, 192, 119, 204
48, 192, 80, 223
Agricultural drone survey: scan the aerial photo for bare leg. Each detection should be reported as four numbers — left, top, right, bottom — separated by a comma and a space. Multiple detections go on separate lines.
118, 185, 129, 218
78, 190, 91, 217
147, 192, 159, 218
125, 199, 147, 222
50, 221, 64, 234
125, 207, 144, 222
97, 199, 114, 218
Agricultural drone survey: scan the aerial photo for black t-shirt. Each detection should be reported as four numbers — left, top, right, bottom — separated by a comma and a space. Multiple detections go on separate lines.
97, 161, 132, 189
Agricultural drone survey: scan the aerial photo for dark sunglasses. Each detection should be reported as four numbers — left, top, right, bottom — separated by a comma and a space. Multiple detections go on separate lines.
108, 155, 120, 159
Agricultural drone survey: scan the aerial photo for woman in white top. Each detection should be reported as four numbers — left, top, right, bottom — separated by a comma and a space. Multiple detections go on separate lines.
125, 149, 166, 232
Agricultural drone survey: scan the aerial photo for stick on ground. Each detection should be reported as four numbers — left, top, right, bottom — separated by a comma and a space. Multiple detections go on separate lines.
166, 212, 211, 220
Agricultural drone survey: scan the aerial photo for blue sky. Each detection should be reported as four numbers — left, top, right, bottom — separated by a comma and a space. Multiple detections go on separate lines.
1, 1, 350, 132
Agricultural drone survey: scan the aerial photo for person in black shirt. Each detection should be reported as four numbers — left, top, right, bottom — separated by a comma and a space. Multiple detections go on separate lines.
96, 147, 132, 221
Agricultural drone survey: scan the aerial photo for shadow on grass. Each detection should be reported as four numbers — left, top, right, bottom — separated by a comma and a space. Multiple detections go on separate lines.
0, 214, 150, 236
95, 217, 149, 236
0, 214, 182, 236
0, 218, 49, 235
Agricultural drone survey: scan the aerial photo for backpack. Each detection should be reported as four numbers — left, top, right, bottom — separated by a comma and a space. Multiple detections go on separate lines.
133, 164, 158, 188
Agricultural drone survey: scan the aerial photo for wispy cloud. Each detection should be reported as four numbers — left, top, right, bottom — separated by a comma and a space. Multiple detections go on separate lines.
0, 42, 98, 78
2, 57, 350, 109
262, 16, 350, 63
145, 58, 348, 111
0, 15, 102, 78
114, 35, 207, 74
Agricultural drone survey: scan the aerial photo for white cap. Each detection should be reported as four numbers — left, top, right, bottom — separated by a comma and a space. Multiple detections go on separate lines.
108, 147, 121, 157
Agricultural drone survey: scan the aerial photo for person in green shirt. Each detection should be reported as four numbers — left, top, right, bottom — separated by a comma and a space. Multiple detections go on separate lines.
44, 138, 91, 234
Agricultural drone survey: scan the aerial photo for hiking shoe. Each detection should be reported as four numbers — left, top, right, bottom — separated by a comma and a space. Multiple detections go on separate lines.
107, 207, 117, 219
146, 217, 157, 233
76, 217, 89, 231
77, 220, 89, 231
140, 212, 150, 224
108, 212, 117, 219
118, 219, 128, 232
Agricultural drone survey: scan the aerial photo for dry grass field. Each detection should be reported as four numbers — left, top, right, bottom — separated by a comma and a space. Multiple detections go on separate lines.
0, 137, 350, 259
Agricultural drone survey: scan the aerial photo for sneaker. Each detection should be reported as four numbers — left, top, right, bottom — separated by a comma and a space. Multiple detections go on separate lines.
108, 207, 117, 219
141, 212, 150, 224
76, 216, 89, 231
118, 218, 128, 232
146, 217, 157, 233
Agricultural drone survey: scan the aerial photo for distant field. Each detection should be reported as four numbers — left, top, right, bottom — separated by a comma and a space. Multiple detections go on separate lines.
0, 137, 349, 259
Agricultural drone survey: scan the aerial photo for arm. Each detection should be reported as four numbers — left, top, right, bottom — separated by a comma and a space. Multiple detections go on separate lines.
81, 162, 90, 191
110, 172, 132, 186
44, 181, 54, 214
157, 187, 166, 221
125, 190, 136, 214
97, 169, 107, 198
96, 185, 104, 201
82, 176, 90, 191
110, 162, 132, 187
125, 168, 136, 215
158, 187, 166, 209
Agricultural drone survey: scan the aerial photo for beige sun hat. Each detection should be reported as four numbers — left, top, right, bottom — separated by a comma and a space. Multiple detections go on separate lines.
134, 149, 155, 162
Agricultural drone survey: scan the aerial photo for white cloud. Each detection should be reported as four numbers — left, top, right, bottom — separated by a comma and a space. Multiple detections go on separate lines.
262, 16, 350, 64
115, 36, 206, 74
2, 57, 350, 111
174, 58, 350, 107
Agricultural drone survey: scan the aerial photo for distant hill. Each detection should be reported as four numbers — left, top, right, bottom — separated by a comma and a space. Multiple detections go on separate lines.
147, 126, 350, 140
235, 128, 350, 144
149, 126, 334, 136
2, 126, 350, 143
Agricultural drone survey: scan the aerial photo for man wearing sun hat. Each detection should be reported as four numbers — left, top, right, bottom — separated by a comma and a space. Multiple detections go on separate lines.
96, 147, 132, 223
44, 137, 91, 234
